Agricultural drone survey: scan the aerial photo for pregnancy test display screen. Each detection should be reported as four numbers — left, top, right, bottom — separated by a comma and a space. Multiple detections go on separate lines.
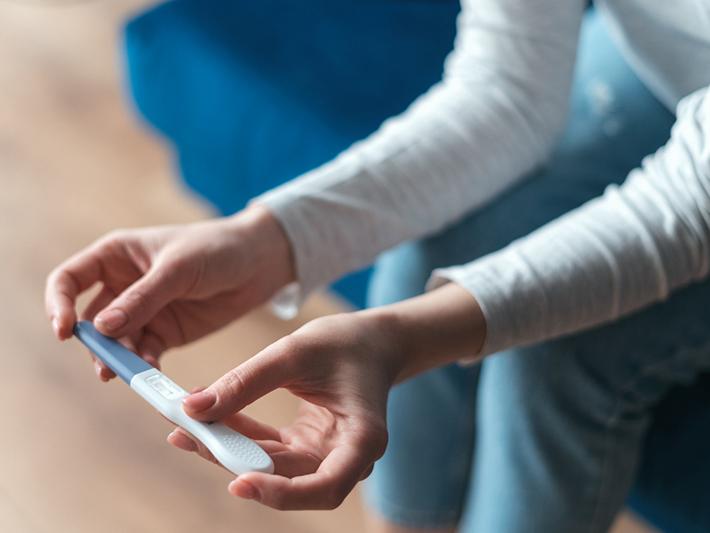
145, 374, 184, 400
73, 321, 274, 475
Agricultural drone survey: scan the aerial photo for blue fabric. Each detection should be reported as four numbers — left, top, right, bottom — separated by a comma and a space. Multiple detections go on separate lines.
123, 2, 710, 530
363, 10, 710, 533
124, 0, 459, 308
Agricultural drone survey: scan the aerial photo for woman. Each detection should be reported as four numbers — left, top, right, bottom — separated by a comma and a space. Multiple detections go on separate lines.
46, 1, 710, 532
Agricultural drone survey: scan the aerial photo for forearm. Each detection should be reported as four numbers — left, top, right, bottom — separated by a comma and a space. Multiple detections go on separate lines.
256, 0, 584, 306
428, 86, 710, 357
362, 283, 487, 383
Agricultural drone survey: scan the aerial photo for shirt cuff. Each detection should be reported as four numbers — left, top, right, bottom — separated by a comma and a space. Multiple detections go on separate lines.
268, 282, 302, 320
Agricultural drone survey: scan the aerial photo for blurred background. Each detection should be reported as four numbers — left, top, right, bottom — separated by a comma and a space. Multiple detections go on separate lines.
0, 1, 362, 532
0, 0, 655, 531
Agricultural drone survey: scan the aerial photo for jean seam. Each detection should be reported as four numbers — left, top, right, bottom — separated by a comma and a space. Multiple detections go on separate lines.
586, 340, 710, 533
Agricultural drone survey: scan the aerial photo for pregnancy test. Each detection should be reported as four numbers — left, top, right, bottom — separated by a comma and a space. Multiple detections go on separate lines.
73, 321, 274, 475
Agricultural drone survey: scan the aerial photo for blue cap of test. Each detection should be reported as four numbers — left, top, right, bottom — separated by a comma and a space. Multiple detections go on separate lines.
73, 321, 153, 383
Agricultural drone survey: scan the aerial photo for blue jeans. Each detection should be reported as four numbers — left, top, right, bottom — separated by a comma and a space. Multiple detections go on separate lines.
363, 12, 710, 533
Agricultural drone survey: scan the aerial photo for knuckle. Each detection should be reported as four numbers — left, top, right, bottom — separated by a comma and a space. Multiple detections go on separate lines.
278, 333, 308, 366
47, 264, 72, 289
107, 228, 130, 241
157, 255, 186, 275
217, 368, 247, 404
95, 228, 132, 253
299, 314, 341, 337
45, 268, 61, 289
99, 229, 125, 246
148, 264, 175, 288
123, 289, 149, 315
286, 322, 332, 356
279, 332, 303, 354
153, 252, 185, 278
154, 257, 200, 296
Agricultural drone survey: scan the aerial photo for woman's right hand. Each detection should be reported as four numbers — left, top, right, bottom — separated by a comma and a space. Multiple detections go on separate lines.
45, 205, 295, 380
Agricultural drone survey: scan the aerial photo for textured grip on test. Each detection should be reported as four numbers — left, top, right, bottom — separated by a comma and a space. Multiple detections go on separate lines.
207, 423, 274, 474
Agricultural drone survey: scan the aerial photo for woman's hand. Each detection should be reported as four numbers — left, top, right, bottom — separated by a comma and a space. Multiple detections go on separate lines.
44, 206, 294, 380
170, 311, 398, 510
169, 283, 486, 510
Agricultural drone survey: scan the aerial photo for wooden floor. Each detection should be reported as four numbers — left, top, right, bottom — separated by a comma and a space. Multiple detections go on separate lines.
0, 2, 655, 532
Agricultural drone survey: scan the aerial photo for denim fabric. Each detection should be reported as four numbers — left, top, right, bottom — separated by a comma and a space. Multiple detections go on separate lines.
364, 11, 710, 533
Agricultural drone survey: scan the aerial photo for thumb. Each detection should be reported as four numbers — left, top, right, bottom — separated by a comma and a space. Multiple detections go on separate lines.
94, 263, 182, 338
183, 341, 296, 422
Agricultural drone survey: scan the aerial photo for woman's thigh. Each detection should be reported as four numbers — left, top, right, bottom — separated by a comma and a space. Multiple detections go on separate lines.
460, 279, 710, 533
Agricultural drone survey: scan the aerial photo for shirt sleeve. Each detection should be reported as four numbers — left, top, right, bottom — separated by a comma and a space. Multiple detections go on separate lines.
254, 0, 586, 314
430, 86, 710, 358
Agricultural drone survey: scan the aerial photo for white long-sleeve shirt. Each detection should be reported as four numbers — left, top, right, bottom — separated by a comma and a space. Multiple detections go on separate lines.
256, 0, 710, 357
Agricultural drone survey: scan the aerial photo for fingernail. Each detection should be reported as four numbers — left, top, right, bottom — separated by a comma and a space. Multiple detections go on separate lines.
183, 390, 216, 412
52, 317, 60, 338
94, 362, 102, 378
169, 430, 197, 452
234, 480, 259, 500
95, 309, 128, 332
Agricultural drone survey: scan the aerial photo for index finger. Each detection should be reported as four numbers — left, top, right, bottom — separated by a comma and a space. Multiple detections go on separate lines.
45, 247, 104, 340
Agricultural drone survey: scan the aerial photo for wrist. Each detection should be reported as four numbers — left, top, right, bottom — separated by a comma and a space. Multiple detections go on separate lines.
363, 283, 486, 383
353, 307, 409, 386
227, 204, 296, 295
